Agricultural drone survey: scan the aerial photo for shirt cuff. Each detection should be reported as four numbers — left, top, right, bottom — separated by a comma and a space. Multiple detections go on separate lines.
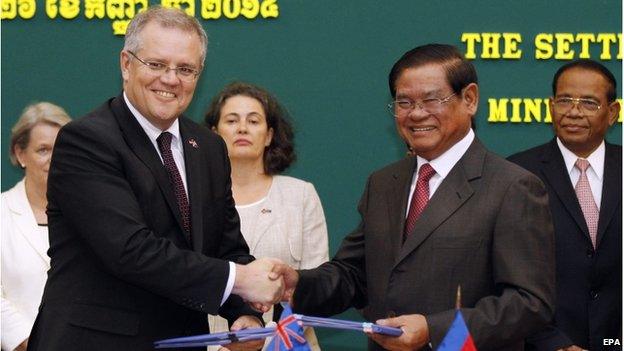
221, 261, 236, 305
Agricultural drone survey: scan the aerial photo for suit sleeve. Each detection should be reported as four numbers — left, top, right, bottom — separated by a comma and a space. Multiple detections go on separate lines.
212, 137, 255, 265
507, 153, 576, 351
209, 136, 261, 322
48, 122, 235, 314
525, 326, 574, 351
293, 177, 370, 316
426, 173, 556, 349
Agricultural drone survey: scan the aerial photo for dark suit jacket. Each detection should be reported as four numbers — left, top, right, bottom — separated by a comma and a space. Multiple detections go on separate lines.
28, 95, 257, 351
294, 139, 555, 351
509, 139, 622, 351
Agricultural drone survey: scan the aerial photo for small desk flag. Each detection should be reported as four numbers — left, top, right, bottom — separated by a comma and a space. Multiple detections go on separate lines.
436, 310, 477, 351
266, 303, 311, 351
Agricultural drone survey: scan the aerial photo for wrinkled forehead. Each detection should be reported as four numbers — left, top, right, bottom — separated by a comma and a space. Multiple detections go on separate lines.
138, 25, 203, 63
395, 64, 452, 97
555, 68, 612, 99
136, 22, 205, 61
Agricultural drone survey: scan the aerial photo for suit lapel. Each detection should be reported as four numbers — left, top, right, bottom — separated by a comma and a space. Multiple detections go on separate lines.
7, 181, 50, 266
393, 140, 480, 268
180, 120, 205, 251
540, 140, 591, 241
387, 157, 417, 260
596, 143, 621, 247
111, 96, 187, 242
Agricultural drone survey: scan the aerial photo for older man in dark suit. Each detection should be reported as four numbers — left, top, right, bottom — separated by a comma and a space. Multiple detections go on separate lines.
27, 7, 284, 351
509, 60, 621, 351
274, 44, 555, 351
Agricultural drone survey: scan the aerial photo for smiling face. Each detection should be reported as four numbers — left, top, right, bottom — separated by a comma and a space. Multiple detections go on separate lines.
15, 123, 61, 189
121, 22, 203, 130
215, 95, 274, 164
394, 64, 478, 160
550, 67, 619, 158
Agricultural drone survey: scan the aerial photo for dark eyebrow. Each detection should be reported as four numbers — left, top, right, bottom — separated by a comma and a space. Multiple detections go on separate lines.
396, 89, 444, 100
579, 95, 600, 101
422, 89, 447, 98
142, 57, 198, 70
555, 94, 600, 101
177, 63, 199, 69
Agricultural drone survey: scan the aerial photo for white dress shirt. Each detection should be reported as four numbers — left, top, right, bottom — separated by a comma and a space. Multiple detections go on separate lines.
406, 129, 475, 216
123, 93, 188, 192
123, 92, 235, 305
556, 138, 604, 209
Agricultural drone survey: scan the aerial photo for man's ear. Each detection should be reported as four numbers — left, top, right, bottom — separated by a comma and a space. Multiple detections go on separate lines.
462, 82, 479, 115
607, 100, 621, 127
120, 51, 131, 82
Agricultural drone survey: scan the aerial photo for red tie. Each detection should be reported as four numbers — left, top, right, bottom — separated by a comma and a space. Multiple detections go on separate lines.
574, 158, 598, 248
157, 132, 191, 238
404, 163, 436, 239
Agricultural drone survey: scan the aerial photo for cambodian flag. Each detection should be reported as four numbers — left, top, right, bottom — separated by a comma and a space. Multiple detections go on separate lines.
436, 310, 477, 351
266, 303, 311, 351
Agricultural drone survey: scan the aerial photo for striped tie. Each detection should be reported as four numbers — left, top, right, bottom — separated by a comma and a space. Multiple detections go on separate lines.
404, 163, 436, 241
574, 158, 598, 248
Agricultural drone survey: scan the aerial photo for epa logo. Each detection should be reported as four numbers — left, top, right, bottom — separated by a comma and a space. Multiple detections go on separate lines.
604, 338, 621, 346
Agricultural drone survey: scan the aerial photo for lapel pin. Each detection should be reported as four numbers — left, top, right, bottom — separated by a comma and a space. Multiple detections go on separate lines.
261, 208, 272, 214
188, 138, 199, 149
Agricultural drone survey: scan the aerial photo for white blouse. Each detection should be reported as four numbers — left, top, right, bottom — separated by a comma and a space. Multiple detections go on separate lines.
208, 175, 329, 350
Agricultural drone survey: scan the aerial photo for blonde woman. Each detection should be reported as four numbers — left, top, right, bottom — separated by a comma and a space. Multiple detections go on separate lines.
1, 102, 71, 351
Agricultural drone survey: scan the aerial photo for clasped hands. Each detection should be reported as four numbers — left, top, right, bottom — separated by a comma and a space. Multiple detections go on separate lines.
232, 258, 299, 312
221, 259, 298, 351
230, 259, 429, 350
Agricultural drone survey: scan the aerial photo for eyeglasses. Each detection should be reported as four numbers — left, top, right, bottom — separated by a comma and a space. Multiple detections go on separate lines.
126, 50, 200, 82
552, 97, 602, 114
388, 92, 456, 117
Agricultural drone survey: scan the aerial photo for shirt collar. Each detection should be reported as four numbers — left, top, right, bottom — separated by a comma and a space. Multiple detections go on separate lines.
556, 137, 605, 180
123, 91, 181, 145
416, 128, 475, 178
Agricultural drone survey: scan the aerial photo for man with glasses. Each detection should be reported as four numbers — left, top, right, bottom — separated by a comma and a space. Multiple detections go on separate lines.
509, 60, 621, 351
28, 6, 285, 351
273, 44, 555, 350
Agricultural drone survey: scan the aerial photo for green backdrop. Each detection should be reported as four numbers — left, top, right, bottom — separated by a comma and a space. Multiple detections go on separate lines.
1, 1, 621, 349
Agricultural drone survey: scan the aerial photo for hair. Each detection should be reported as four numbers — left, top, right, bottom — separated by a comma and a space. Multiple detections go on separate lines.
204, 82, 296, 175
123, 6, 208, 65
388, 44, 478, 98
10, 102, 72, 167
552, 59, 617, 102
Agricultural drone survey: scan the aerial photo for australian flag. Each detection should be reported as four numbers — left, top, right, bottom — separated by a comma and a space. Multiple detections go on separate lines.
266, 303, 311, 351
437, 310, 477, 351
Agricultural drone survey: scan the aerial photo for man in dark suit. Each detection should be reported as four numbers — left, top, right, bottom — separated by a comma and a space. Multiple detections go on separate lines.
274, 44, 555, 350
509, 60, 621, 351
28, 7, 284, 351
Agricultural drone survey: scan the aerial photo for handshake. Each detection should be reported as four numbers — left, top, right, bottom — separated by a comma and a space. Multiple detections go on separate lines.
232, 258, 299, 312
